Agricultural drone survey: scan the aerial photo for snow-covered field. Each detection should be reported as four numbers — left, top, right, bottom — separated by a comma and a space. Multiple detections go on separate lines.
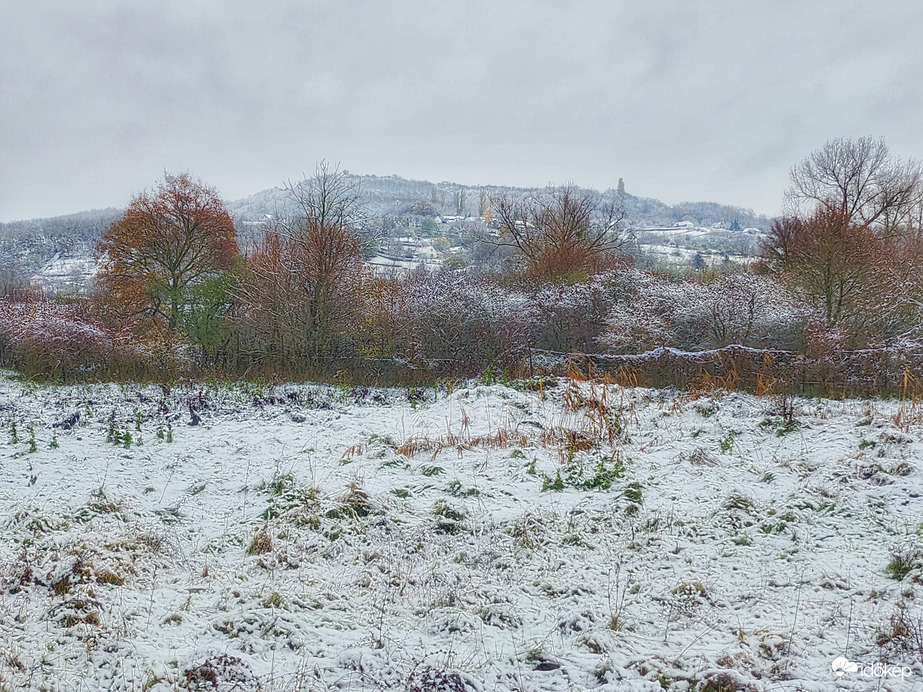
1, 372, 922, 691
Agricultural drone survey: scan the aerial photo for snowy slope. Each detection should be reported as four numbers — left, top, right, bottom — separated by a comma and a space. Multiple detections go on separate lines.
0, 373, 921, 690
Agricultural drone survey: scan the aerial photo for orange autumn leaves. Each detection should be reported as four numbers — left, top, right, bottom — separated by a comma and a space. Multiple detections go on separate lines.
95, 173, 238, 334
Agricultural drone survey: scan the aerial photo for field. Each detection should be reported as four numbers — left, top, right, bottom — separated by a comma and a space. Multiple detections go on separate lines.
0, 372, 921, 690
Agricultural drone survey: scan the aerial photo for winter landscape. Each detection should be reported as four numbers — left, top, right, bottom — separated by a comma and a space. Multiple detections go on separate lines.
1, 136, 923, 691
6, 4, 923, 690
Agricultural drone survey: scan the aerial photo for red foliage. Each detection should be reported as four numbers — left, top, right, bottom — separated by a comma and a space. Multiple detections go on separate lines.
96, 173, 238, 332
235, 227, 365, 366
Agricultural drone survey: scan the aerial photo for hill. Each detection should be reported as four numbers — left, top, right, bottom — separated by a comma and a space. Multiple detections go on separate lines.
227, 173, 771, 230
0, 175, 772, 293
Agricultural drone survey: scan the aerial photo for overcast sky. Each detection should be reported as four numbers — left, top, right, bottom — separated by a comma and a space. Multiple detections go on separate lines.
3, 0, 922, 222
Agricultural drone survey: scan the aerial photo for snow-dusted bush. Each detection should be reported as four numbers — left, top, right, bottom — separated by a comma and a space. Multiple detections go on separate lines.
0, 299, 189, 379
360, 270, 528, 374
524, 276, 615, 353
601, 271, 815, 353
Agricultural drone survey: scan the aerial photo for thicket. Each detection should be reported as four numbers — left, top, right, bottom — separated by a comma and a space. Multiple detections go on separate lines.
2, 141, 923, 396
3, 261, 921, 396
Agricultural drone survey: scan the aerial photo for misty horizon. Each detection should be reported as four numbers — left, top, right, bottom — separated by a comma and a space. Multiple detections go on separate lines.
5, 2, 923, 222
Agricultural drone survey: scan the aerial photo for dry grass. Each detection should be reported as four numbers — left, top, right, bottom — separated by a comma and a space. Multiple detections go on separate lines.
893, 369, 923, 431
688, 356, 741, 397
876, 600, 923, 663
396, 377, 633, 475
247, 521, 273, 556
398, 428, 534, 460
604, 367, 640, 388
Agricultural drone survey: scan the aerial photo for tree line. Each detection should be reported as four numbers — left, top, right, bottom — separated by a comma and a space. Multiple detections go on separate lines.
2, 140, 923, 391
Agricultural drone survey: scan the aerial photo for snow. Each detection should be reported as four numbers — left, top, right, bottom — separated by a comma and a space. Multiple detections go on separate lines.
638, 244, 757, 267
366, 255, 441, 275
29, 254, 99, 295
0, 373, 921, 690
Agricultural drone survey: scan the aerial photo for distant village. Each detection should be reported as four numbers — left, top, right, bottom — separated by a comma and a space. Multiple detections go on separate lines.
27, 213, 765, 295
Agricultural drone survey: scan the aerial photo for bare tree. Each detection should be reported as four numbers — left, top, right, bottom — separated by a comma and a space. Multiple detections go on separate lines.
489, 184, 627, 281
279, 162, 362, 239
769, 138, 923, 345
787, 136, 923, 237
0, 256, 29, 300
453, 187, 467, 216
761, 206, 889, 330
236, 162, 366, 366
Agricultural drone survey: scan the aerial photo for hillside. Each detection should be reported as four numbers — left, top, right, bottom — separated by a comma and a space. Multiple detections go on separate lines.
226, 174, 771, 230
0, 175, 772, 294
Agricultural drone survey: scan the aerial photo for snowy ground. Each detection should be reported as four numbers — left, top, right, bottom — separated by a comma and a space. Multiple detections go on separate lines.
1, 372, 922, 691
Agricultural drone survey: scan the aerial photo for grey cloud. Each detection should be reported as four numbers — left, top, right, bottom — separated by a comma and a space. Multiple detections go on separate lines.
3, 0, 923, 220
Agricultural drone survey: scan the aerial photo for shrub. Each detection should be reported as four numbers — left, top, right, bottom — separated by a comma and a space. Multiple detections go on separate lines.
600, 271, 814, 353
358, 270, 528, 376
0, 298, 189, 380
525, 276, 615, 353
